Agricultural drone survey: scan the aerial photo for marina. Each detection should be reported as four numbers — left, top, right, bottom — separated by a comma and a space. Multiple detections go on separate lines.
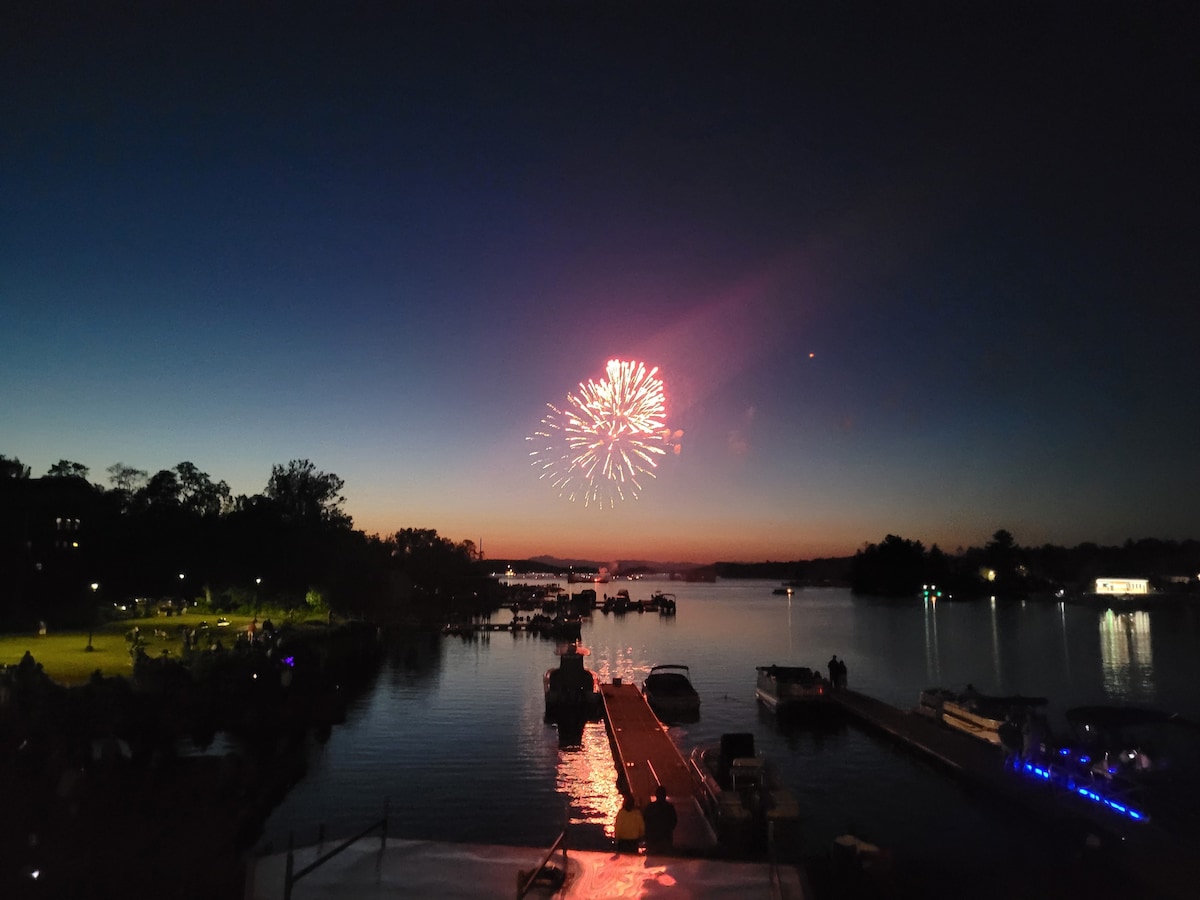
254, 582, 1200, 899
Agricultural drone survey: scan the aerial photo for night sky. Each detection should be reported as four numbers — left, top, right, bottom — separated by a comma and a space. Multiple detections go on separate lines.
4, 2, 1198, 563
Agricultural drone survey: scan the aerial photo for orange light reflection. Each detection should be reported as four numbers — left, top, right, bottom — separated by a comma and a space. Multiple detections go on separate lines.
555, 721, 624, 840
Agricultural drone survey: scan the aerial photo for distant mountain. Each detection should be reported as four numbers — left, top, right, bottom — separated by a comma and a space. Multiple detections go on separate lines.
492, 555, 852, 584
524, 556, 709, 572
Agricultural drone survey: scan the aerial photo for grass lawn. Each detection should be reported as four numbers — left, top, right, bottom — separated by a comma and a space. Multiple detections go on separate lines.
0, 611, 262, 686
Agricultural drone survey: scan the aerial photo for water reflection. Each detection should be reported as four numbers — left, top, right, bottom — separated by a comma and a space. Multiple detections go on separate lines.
554, 721, 623, 849
923, 596, 940, 685
989, 597, 1001, 686
1098, 609, 1155, 702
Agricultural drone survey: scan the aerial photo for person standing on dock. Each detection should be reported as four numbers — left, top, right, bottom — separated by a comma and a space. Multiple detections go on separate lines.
614, 795, 645, 853
643, 786, 677, 854
828, 655, 840, 688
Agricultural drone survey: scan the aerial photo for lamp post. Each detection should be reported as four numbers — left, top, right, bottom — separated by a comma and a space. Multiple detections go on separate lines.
255, 577, 262, 617
87, 582, 99, 651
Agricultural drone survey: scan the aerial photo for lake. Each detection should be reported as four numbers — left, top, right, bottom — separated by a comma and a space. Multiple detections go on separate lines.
253, 580, 1200, 892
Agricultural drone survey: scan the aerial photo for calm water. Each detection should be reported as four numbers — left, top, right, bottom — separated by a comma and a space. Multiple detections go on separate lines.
254, 581, 1200, 876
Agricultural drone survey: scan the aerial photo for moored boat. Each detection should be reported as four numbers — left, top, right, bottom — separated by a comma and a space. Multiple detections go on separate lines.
642, 664, 701, 723
601, 589, 633, 615
917, 686, 1047, 746
755, 665, 831, 713
651, 591, 677, 615
690, 732, 799, 854
543, 644, 602, 719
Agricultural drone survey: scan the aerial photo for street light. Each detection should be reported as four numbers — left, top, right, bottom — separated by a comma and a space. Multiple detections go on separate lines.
87, 583, 99, 651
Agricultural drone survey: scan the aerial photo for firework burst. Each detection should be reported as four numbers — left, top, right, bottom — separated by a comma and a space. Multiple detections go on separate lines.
529, 359, 682, 508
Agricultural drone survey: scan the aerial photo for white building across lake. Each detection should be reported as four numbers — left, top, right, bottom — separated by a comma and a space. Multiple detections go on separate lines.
1094, 578, 1150, 595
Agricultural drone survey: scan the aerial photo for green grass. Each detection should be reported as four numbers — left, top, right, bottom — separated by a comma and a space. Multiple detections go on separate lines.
0, 611, 265, 686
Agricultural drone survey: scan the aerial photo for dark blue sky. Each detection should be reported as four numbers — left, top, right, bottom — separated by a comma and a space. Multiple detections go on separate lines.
4, 2, 1197, 561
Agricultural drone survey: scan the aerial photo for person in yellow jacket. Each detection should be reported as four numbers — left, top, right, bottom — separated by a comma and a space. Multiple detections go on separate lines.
614, 795, 645, 852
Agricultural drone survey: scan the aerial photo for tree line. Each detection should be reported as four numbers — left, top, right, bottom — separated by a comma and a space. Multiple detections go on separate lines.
0, 454, 498, 630
850, 529, 1200, 598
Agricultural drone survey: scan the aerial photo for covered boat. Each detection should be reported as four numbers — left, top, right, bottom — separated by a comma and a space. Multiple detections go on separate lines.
642, 664, 701, 723
755, 665, 830, 714
651, 591, 677, 615
543, 644, 601, 719
691, 732, 799, 854
917, 686, 1047, 746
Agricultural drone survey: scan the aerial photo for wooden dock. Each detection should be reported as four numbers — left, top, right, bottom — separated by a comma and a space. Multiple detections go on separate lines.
830, 688, 1200, 900
600, 681, 718, 854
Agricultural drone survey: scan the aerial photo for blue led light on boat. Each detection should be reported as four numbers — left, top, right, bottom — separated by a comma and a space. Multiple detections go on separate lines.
1015, 760, 1148, 822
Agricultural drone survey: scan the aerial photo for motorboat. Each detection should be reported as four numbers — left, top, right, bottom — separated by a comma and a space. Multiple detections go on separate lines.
916, 687, 1047, 746
755, 665, 831, 713
601, 589, 633, 615
1012, 705, 1200, 829
651, 591, 677, 615
543, 644, 601, 719
690, 732, 799, 854
642, 664, 701, 723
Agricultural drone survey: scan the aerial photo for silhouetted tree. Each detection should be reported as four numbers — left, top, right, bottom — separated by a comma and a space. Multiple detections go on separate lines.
175, 461, 231, 517
1, 454, 31, 478
265, 459, 351, 529
852, 534, 926, 596
46, 459, 89, 480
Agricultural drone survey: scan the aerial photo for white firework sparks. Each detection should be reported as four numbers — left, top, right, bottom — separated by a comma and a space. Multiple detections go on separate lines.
529, 359, 681, 508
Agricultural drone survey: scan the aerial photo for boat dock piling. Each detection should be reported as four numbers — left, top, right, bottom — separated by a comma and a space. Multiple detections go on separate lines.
599, 681, 718, 854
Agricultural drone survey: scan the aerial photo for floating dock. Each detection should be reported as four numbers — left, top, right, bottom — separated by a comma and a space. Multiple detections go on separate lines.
599, 680, 719, 855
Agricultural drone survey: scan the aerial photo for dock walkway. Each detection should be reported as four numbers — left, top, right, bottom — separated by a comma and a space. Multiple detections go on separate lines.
600, 681, 718, 855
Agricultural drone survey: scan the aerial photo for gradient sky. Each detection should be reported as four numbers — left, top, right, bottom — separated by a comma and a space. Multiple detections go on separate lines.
4, 3, 1197, 563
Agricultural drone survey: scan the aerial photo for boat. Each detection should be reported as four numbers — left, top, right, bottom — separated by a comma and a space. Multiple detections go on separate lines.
543, 644, 601, 719
642, 664, 701, 723
917, 686, 1047, 746
1061, 705, 1200, 787
755, 665, 831, 713
651, 591, 677, 615
601, 589, 633, 615
1009, 705, 1200, 828
690, 732, 799, 854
